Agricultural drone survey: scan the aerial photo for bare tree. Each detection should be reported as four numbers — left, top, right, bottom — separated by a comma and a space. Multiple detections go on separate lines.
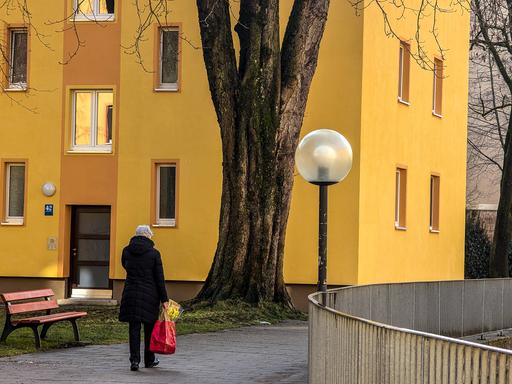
467, 49, 507, 207
471, 0, 512, 276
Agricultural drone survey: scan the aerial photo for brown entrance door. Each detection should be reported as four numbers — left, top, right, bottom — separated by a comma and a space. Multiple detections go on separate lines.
70, 206, 111, 294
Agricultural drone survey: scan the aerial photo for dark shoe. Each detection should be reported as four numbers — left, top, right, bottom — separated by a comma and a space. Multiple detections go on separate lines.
130, 362, 139, 371
145, 358, 160, 368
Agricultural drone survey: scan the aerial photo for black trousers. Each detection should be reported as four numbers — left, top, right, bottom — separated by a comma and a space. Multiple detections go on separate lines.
128, 321, 155, 364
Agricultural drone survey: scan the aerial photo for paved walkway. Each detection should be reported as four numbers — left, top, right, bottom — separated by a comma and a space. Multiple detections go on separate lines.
0, 321, 308, 384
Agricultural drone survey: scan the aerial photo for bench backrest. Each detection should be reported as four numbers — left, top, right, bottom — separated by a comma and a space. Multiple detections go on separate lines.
1, 289, 59, 315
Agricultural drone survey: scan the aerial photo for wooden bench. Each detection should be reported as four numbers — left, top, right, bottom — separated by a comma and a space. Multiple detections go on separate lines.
0, 289, 87, 348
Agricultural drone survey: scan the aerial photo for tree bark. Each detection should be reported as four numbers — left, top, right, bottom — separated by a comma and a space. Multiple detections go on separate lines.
194, 0, 330, 305
490, 113, 512, 277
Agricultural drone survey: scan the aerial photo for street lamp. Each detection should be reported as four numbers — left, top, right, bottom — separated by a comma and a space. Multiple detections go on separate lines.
295, 129, 353, 302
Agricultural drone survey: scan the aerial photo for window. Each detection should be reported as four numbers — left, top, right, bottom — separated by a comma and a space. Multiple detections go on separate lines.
395, 168, 407, 229
72, 90, 113, 151
8, 28, 28, 89
157, 27, 180, 91
155, 163, 177, 226
433, 58, 443, 116
4, 163, 26, 224
430, 175, 440, 232
75, 0, 115, 20
398, 41, 410, 104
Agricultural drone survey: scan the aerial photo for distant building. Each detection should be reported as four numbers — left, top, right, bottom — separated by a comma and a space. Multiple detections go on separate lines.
466, 27, 503, 238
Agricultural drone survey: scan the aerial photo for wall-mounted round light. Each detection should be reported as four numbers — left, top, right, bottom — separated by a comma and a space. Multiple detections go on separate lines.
41, 182, 56, 197
295, 129, 353, 185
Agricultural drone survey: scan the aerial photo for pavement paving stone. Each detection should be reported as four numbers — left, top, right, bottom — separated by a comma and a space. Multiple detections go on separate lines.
0, 321, 307, 384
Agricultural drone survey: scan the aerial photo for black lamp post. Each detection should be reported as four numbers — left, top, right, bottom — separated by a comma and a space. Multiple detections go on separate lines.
295, 129, 353, 305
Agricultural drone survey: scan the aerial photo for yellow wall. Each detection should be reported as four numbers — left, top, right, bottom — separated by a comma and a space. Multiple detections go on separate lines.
285, 0, 363, 285
0, 1, 469, 288
357, 2, 469, 283
0, 2, 65, 277
115, 1, 221, 281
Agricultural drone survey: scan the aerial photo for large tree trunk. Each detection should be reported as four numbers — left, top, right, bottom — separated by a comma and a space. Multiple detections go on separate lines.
194, 0, 330, 305
490, 115, 512, 277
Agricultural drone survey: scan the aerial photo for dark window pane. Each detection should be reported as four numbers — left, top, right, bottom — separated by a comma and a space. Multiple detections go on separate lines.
78, 212, 111, 235
107, 105, 113, 142
77, 239, 110, 262
161, 30, 179, 85
77, 265, 109, 288
10, 30, 27, 85
159, 166, 176, 219
99, 0, 115, 14
8, 165, 25, 217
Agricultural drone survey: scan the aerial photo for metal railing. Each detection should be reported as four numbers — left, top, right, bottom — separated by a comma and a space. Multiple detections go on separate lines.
308, 279, 512, 384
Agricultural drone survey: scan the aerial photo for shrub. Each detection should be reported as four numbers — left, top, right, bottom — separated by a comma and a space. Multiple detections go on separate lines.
465, 211, 491, 279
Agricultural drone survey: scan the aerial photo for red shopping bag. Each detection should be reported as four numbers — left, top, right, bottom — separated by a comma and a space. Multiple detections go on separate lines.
149, 309, 176, 354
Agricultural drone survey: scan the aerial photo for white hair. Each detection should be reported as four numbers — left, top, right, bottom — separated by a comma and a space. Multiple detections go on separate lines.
135, 225, 153, 238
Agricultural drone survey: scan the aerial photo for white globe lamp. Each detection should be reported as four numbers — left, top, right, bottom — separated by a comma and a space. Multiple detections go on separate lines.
294, 129, 353, 301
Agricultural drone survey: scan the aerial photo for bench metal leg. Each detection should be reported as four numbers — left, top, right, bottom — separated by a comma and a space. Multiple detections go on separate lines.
31, 326, 41, 349
70, 319, 80, 342
40, 323, 52, 339
0, 323, 13, 343
0, 315, 14, 343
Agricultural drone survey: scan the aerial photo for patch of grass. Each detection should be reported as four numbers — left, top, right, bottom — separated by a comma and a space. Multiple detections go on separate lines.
487, 337, 512, 350
0, 300, 306, 357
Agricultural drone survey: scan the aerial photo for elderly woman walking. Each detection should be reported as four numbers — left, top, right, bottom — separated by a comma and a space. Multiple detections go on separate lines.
119, 225, 169, 371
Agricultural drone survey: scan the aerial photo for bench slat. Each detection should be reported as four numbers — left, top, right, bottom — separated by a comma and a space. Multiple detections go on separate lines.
13, 311, 87, 325
1, 289, 54, 302
7, 299, 59, 315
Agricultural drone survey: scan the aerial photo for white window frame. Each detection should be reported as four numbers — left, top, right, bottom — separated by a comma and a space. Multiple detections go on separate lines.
71, 90, 113, 152
395, 168, 407, 230
432, 59, 443, 117
8, 29, 28, 90
398, 45, 404, 100
156, 164, 176, 227
429, 175, 440, 232
5, 163, 25, 225
73, 0, 115, 21
158, 27, 179, 91
395, 169, 401, 228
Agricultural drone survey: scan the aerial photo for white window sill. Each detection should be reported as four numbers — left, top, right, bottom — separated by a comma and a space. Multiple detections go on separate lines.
397, 97, 410, 106
67, 149, 113, 154
1, 221, 24, 226
432, 111, 443, 118
395, 225, 407, 231
429, 228, 440, 234
71, 14, 115, 22
152, 224, 177, 228
4, 86, 27, 92
154, 87, 179, 92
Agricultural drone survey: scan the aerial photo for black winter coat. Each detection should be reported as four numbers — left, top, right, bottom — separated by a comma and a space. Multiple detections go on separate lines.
119, 236, 168, 323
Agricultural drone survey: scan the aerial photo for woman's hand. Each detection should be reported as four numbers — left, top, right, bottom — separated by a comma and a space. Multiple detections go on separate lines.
162, 301, 169, 310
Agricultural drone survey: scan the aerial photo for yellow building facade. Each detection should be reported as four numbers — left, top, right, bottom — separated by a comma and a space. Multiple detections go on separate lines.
0, 1, 469, 308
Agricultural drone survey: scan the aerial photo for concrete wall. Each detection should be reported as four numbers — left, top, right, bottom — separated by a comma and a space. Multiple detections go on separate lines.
113, 280, 316, 312
332, 278, 512, 337
0, 277, 66, 299
309, 281, 512, 384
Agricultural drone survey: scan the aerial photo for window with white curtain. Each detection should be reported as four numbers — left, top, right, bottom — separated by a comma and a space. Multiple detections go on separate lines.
4, 163, 26, 224
74, 0, 115, 20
